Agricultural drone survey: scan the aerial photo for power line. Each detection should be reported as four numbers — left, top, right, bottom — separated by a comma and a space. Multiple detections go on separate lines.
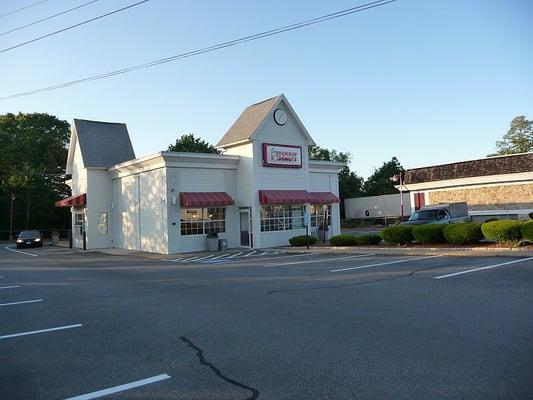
0, 0, 100, 38
1, 0, 398, 101
0, 0, 49, 19
0, 0, 150, 54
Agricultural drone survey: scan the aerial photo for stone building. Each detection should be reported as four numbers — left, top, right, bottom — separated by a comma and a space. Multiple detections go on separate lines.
403, 152, 533, 221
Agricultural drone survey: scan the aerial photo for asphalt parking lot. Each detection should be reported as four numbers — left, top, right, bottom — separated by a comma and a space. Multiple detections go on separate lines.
1, 245, 532, 400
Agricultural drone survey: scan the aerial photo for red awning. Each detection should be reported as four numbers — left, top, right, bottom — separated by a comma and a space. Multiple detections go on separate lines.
55, 193, 87, 207
258, 190, 311, 205
309, 192, 340, 204
180, 192, 235, 207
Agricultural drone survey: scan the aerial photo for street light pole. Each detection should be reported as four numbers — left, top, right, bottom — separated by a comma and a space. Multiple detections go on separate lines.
9, 193, 15, 240
399, 174, 404, 222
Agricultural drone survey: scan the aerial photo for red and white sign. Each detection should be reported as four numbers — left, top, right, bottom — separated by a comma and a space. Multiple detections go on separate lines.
262, 143, 302, 168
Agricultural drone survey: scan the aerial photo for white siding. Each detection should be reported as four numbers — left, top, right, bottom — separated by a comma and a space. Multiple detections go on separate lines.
140, 169, 167, 253
117, 175, 140, 250
86, 170, 113, 249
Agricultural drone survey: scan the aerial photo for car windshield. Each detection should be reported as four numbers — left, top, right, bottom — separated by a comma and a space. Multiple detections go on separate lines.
18, 230, 40, 239
409, 210, 439, 221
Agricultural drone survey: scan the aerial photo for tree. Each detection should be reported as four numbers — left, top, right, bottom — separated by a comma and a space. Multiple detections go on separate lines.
168, 133, 220, 154
363, 157, 404, 196
0, 113, 71, 232
490, 116, 533, 156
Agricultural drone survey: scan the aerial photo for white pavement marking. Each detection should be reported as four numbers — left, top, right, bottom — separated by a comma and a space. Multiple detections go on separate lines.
226, 251, 243, 259
330, 255, 443, 273
264, 253, 374, 268
64, 373, 171, 400
189, 255, 215, 262
434, 256, 533, 279
180, 256, 200, 262
4, 245, 38, 257
243, 250, 257, 257
0, 299, 43, 307
0, 285, 20, 290
260, 251, 269, 256
210, 253, 231, 260
0, 324, 82, 340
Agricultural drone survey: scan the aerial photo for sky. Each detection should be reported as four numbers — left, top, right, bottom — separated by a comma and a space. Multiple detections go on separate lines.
0, 0, 531, 179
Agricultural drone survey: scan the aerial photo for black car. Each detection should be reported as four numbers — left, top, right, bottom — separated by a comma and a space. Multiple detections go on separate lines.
16, 230, 43, 248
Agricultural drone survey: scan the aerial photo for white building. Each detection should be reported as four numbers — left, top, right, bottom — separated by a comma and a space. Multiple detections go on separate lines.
56, 95, 344, 253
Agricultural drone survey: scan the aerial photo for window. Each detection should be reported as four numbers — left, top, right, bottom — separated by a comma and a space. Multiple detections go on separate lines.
180, 207, 226, 236
74, 213, 84, 235
310, 204, 332, 227
98, 212, 108, 234
260, 205, 305, 232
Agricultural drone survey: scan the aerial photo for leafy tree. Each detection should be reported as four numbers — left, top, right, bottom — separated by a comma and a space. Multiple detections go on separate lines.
490, 116, 533, 156
168, 133, 220, 154
0, 113, 70, 232
362, 157, 404, 196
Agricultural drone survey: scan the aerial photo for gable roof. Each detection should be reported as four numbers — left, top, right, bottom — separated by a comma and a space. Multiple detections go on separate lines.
404, 152, 533, 184
69, 119, 136, 170
216, 94, 315, 148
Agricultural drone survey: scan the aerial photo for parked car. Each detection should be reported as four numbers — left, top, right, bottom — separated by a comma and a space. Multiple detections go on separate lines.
402, 202, 470, 225
16, 230, 43, 248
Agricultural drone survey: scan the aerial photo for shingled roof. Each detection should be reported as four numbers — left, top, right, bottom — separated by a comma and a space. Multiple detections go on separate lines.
73, 119, 136, 168
404, 153, 533, 184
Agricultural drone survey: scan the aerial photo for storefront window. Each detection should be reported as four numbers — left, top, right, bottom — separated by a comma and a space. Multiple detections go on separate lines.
310, 204, 332, 227
260, 205, 305, 232
180, 207, 226, 235
74, 212, 84, 235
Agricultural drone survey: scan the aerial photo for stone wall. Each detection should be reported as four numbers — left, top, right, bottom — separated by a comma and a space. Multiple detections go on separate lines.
428, 183, 533, 211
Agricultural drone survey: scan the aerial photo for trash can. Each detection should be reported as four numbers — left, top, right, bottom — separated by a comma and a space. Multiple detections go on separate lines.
207, 232, 219, 251
218, 238, 228, 251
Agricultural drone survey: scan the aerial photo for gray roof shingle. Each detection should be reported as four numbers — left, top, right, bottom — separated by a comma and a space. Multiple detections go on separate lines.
216, 95, 281, 148
74, 119, 136, 168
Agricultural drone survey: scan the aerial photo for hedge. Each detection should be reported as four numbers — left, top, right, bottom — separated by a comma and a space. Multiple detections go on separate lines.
443, 222, 483, 244
412, 224, 446, 244
380, 225, 414, 244
329, 234, 357, 246
354, 234, 382, 245
289, 235, 317, 247
481, 220, 523, 244
521, 220, 533, 242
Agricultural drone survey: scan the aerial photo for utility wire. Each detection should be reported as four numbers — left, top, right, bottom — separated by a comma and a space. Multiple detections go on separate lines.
0, 0, 397, 101
0, 0, 100, 38
0, 0, 49, 19
0, 0, 150, 54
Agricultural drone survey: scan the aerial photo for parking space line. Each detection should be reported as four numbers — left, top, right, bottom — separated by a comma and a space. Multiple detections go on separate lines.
64, 373, 171, 400
210, 253, 231, 260
264, 253, 374, 268
4, 245, 38, 257
0, 285, 21, 290
0, 324, 82, 340
330, 255, 443, 273
434, 256, 533, 279
243, 250, 257, 257
226, 251, 243, 259
0, 299, 43, 307
188, 255, 215, 262
180, 256, 200, 262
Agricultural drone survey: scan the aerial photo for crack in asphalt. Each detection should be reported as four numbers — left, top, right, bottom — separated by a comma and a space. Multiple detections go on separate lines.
266, 264, 444, 295
180, 336, 260, 400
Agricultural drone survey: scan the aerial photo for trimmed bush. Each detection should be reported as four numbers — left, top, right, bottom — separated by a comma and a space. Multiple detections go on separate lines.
354, 234, 382, 245
289, 235, 317, 247
529, 212, 533, 220
484, 218, 499, 223
380, 225, 414, 244
443, 222, 483, 244
481, 220, 523, 244
521, 220, 533, 242
412, 224, 446, 244
329, 234, 357, 246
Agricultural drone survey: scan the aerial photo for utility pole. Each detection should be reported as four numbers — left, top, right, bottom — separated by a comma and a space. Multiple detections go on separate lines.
9, 193, 16, 240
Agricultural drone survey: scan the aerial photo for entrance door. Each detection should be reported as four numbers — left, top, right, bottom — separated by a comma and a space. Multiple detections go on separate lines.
240, 210, 251, 247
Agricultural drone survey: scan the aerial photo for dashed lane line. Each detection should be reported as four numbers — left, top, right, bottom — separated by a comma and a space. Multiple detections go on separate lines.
330, 255, 443, 273
434, 256, 533, 279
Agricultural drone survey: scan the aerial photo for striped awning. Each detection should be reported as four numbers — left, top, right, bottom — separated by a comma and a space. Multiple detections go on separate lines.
258, 190, 311, 205
309, 192, 340, 204
180, 192, 235, 207
55, 193, 87, 207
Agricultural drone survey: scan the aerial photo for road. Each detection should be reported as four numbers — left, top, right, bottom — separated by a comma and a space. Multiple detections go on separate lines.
1, 245, 532, 399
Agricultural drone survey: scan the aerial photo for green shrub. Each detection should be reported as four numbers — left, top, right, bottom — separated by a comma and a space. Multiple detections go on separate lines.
521, 220, 533, 242
443, 222, 483, 244
484, 217, 499, 223
481, 220, 523, 244
329, 234, 357, 246
354, 234, 382, 245
380, 225, 414, 244
412, 224, 446, 244
289, 235, 317, 247
529, 212, 533, 220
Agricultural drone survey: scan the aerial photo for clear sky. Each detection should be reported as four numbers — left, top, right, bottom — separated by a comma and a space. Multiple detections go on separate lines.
0, 0, 531, 178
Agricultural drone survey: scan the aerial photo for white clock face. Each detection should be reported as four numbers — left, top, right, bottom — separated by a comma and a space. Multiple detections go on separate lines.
273, 108, 288, 126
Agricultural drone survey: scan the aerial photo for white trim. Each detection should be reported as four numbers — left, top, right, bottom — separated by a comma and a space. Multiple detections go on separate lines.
403, 172, 533, 191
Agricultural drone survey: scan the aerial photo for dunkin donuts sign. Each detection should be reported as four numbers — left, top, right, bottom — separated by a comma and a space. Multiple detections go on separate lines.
262, 143, 302, 168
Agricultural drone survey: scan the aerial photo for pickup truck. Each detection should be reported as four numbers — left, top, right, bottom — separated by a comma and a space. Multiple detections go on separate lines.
403, 202, 470, 225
